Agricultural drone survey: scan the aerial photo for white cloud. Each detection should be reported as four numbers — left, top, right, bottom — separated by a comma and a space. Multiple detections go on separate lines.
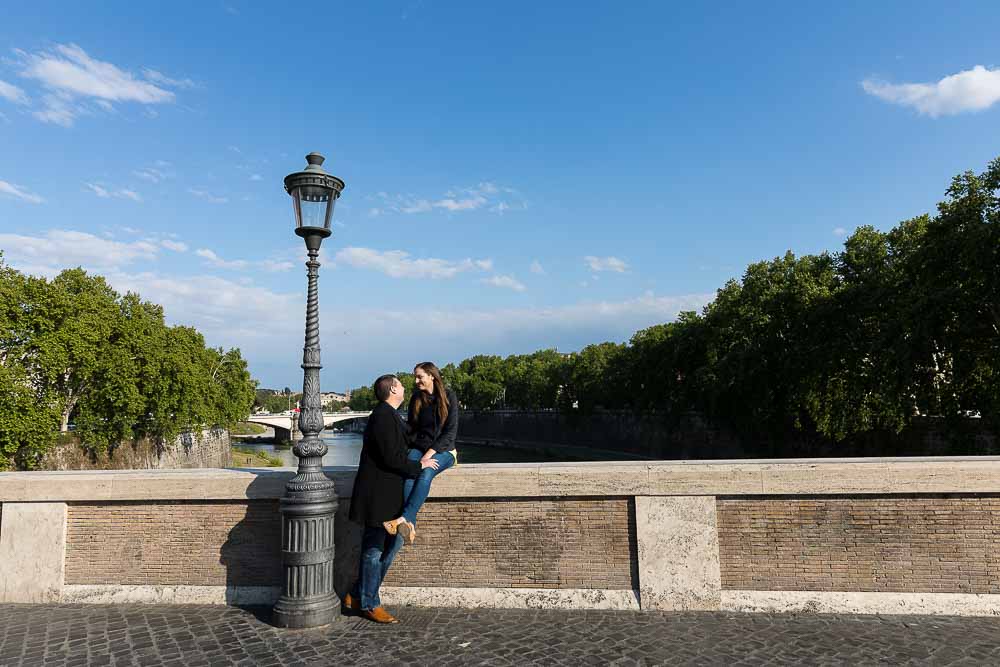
141, 68, 196, 90
334, 247, 493, 280
250, 174, 263, 181
0, 229, 157, 273
400, 199, 432, 214
16, 43, 185, 125
368, 182, 525, 217
0, 180, 44, 204
188, 188, 229, 204
584, 255, 629, 273
434, 195, 487, 211
195, 248, 294, 272
862, 66, 1000, 117
196, 248, 248, 270
261, 259, 295, 272
833, 227, 848, 237
32, 94, 75, 126
86, 183, 110, 198
0, 79, 28, 105
104, 270, 302, 345
530, 260, 545, 275
161, 239, 188, 252
85, 183, 142, 201
134, 167, 167, 183
484, 274, 526, 292
474, 259, 494, 271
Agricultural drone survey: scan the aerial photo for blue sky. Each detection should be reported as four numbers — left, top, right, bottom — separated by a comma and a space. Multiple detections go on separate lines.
1, 2, 999, 390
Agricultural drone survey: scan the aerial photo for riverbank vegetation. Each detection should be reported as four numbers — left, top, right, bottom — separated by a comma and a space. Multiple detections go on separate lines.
231, 445, 283, 467
350, 157, 1000, 445
0, 264, 256, 470
230, 421, 267, 436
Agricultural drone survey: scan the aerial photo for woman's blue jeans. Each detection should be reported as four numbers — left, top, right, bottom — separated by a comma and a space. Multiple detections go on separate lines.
401, 447, 454, 525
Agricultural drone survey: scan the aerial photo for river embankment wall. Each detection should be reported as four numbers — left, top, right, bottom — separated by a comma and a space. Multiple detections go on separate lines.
4, 457, 1000, 616
38, 428, 232, 471
459, 410, 997, 459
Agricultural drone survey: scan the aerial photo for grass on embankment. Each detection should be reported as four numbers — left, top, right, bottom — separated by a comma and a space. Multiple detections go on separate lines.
230, 422, 268, 436
231, 446, 283, 467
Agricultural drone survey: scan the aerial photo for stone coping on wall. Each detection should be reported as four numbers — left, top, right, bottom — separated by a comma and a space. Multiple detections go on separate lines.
4, 456, 1000, 502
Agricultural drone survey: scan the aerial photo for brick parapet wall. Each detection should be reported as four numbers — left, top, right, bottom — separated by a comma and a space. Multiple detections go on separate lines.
63, 497, 636, 592
385, 498, 636, 589
7, 460, 1000, 612
65, 500, 281, 587
717, 495, 1000, 593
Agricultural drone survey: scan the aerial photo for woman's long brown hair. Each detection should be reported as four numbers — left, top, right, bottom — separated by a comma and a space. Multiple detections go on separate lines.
409, 361, 449, 428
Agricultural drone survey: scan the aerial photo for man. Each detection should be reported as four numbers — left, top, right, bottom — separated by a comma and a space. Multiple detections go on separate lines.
345, 374, 439, 623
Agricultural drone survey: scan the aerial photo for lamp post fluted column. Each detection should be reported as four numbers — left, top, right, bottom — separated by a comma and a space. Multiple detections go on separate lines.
272, 153, 344, 629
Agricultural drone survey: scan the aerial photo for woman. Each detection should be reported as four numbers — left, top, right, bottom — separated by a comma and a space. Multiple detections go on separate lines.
383, 361, 459, 544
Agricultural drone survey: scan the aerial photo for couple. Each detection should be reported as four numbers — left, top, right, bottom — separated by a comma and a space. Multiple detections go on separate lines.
343, 361, 459, 623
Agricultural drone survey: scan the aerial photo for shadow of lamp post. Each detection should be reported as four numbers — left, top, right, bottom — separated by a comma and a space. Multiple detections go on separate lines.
272, 152, 345, 629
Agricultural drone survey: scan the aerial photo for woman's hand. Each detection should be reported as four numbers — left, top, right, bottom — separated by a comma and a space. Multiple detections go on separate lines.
420, 448, 437, 463
420, 458, 440, 470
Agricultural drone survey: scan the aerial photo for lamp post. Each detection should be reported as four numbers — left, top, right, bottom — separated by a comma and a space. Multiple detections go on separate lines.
272, 152, 345, 629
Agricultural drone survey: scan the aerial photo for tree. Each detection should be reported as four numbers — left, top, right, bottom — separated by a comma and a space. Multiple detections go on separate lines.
503, 350, 564, 409
0, 259, 256, 465
0, 361, 61, 470
348, 385, 378, 411
453, 355, 506, 409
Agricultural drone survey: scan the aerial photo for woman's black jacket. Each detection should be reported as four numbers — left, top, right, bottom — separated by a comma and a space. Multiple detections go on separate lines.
408, 387, 459, 453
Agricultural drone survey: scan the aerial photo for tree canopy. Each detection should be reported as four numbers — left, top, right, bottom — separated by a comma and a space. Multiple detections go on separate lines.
0, 261, 256, 470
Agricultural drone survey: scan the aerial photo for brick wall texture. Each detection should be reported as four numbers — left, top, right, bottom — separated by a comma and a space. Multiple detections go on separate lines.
384, 498, 637, 589
717, 495, 1000, 593
65, 500, 283, 586
64, 498, 637, 590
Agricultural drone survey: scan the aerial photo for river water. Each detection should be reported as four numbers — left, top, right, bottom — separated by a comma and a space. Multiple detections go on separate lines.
234, 430, 555, 467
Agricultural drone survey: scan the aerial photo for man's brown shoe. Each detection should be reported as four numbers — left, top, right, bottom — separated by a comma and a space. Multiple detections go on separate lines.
341, 593, 360, 615
361, 606, 399, 624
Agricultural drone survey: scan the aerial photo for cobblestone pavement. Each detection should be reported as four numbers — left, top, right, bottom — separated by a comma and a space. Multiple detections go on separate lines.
3, 604, 1000, 666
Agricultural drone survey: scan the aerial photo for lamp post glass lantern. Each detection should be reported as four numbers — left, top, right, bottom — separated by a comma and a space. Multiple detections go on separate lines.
287, 152, 344, 240
272, 152, 345, 629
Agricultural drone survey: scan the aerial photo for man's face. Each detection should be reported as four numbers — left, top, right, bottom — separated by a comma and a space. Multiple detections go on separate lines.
392, 378, 404, 401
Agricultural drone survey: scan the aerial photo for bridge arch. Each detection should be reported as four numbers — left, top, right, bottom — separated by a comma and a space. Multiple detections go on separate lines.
244, 412, 372, 444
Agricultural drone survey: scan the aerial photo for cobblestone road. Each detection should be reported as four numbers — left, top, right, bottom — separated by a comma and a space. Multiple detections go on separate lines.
2, 604, 1000, 666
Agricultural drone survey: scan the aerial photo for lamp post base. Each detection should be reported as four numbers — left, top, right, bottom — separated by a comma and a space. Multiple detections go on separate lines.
272, 474, 339, 629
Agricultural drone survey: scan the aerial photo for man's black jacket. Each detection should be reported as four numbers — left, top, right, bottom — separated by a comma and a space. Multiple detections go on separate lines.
349, 400, 423, 527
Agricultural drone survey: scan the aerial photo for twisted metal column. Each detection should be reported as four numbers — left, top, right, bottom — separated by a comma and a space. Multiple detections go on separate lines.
273, 245, 339, 629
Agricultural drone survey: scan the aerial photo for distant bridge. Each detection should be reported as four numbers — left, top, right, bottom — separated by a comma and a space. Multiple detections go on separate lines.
246, 412, 372, 444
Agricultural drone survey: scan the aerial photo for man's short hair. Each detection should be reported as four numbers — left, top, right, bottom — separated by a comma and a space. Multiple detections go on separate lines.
373, 374, 398, 401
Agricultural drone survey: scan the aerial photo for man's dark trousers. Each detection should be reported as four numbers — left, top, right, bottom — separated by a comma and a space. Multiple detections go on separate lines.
354, 526, 404, 610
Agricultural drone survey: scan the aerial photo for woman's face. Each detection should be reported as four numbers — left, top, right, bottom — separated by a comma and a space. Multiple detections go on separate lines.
414, 368, 435, 394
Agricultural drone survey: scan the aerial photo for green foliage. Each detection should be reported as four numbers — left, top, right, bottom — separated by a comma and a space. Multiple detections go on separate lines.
0, 258, 256, 467
348, 385, 378, 411
230, 421, 267, 435
232, 445, 283, 467
255, 390, 301, 414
